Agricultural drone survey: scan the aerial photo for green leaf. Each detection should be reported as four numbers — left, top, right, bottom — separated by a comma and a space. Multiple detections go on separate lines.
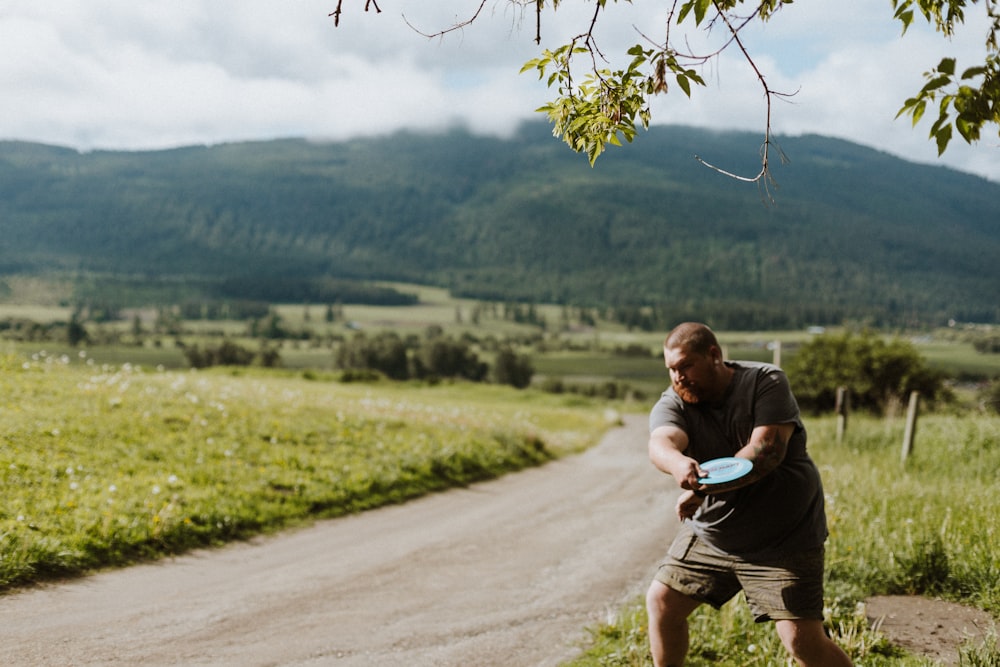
955, 116, 974, 142
936, 57, 957, 77
694, 0, 711, 25
934, 124, 953, 155
677, 1, 695, 23
676, 73, 692, 97
961, 66, 987, 80
897, 8, 915, 32
921, 75, 952, 94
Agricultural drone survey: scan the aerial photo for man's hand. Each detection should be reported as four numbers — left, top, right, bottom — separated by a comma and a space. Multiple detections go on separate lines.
676, 489, 705, 521
666, 456, 707, 492
649, 425, 707, 490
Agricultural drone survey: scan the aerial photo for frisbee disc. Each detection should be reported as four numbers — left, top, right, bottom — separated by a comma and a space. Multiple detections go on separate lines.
697, 457, 753, 485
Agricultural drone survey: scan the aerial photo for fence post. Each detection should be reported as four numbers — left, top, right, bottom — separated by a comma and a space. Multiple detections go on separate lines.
835, 386, 849, 444
901, 391, 920, 464
771, 340, 782, 367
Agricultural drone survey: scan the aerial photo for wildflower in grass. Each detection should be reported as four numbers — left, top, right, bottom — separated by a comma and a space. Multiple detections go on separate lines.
152, 486, 161, 495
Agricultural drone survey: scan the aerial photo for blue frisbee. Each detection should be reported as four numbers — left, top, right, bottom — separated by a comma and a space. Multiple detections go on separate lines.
697, 457, 753, 485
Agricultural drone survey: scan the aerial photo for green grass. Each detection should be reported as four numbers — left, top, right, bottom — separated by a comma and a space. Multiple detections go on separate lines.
0, 352, 611, 591
563, 413, 1000, 666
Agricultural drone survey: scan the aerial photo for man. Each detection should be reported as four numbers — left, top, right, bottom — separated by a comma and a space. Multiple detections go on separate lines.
646, 322, 852, 667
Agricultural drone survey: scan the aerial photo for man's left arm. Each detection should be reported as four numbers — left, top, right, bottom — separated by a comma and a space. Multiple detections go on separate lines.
734, 422, 793, 482
696, 422, 794, 495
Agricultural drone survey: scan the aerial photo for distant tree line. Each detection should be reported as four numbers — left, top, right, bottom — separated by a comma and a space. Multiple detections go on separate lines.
335, 329, 533, 388
180, 339, 282, 369
217, 276, 418, 307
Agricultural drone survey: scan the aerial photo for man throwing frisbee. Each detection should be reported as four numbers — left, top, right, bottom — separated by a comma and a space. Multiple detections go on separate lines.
646, 322, 852, 667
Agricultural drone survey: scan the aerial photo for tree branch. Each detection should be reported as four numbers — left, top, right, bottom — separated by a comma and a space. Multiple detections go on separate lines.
402, 0, 489, 39
691, 0, 796, 191
329, 0, 381, 27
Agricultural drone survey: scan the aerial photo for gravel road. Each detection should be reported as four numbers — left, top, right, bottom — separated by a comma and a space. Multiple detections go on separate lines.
0, 414, 679, 667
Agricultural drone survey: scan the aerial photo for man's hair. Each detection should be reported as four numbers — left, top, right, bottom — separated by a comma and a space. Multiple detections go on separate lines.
664, 322, 719, 357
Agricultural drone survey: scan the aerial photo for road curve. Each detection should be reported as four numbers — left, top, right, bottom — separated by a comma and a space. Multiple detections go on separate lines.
0, 414, 680, 666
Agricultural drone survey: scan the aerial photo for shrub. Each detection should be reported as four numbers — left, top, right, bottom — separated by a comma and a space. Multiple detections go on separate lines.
787, 331, 948, 414
980, 379, 1000, 414
493, 346, 534, 388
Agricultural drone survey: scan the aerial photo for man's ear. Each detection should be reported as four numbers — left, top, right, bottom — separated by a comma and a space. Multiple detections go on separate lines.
710, 346, 723, 364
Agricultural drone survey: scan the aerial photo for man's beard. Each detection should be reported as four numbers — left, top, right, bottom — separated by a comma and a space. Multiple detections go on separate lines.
673, 381, 703, 404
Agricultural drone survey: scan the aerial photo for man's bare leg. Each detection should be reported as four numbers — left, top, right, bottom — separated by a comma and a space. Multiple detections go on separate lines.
646, 580, 702, 667
775, 619, 853, 666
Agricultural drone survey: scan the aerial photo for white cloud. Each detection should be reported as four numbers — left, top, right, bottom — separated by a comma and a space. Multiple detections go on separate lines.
0, 0, 996, 181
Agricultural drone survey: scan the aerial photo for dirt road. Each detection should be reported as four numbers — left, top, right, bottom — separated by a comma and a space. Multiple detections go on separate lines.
0, 415, 679, 667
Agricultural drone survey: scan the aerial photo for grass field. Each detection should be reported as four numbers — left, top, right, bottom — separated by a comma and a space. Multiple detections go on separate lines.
0, 352, 613, 591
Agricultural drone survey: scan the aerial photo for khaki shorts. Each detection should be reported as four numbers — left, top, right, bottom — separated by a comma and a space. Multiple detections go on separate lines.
654, 523, 825, 622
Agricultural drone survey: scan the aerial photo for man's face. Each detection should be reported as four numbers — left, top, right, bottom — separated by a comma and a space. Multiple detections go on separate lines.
664, 345, 717, 404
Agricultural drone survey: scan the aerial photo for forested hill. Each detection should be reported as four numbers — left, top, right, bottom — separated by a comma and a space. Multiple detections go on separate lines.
1, 122, 998, 328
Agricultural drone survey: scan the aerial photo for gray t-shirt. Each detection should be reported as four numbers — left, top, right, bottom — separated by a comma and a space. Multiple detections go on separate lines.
649, 361, 828, 559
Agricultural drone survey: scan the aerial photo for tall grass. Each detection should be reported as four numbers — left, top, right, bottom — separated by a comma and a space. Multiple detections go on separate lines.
0, 352, 610, 591
565, 412, 1000, 666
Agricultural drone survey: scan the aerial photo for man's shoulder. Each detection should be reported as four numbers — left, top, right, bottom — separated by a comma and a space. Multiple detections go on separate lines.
729, 360, 787, 382
728, 359, 781, 373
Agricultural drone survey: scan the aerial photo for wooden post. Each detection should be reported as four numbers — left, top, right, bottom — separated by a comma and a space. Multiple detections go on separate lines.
771, 340, 782, 367
901, 391, 920, 464
835, 386, 849, 444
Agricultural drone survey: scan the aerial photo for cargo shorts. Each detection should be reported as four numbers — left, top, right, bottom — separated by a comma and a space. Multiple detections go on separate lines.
654, 523, 826, 622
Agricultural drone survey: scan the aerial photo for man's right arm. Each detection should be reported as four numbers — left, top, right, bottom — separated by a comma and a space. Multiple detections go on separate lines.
649, 425, 710, 521
648, 424, 704, 491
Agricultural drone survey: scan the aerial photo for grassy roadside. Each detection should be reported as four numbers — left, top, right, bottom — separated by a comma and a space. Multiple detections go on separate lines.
564, 413, 1000, 666
0, 352, 613, 592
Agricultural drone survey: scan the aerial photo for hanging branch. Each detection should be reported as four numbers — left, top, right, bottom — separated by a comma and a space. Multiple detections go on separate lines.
402, 0, 489, 39
330, 0, 381, 27
689, 1, 797, 195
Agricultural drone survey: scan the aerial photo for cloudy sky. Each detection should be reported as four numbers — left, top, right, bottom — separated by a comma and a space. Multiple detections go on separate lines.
2, 0, 998, 182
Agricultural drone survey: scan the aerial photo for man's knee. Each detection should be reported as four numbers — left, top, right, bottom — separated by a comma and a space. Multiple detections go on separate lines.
646, 579, 698, 624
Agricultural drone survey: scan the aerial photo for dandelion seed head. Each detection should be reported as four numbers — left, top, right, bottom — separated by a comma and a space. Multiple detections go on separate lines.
152, 485, 161, 495
108, 484, 117, 493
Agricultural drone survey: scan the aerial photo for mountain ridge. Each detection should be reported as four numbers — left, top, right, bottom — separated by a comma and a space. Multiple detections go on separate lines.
1, 122, 997, 328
